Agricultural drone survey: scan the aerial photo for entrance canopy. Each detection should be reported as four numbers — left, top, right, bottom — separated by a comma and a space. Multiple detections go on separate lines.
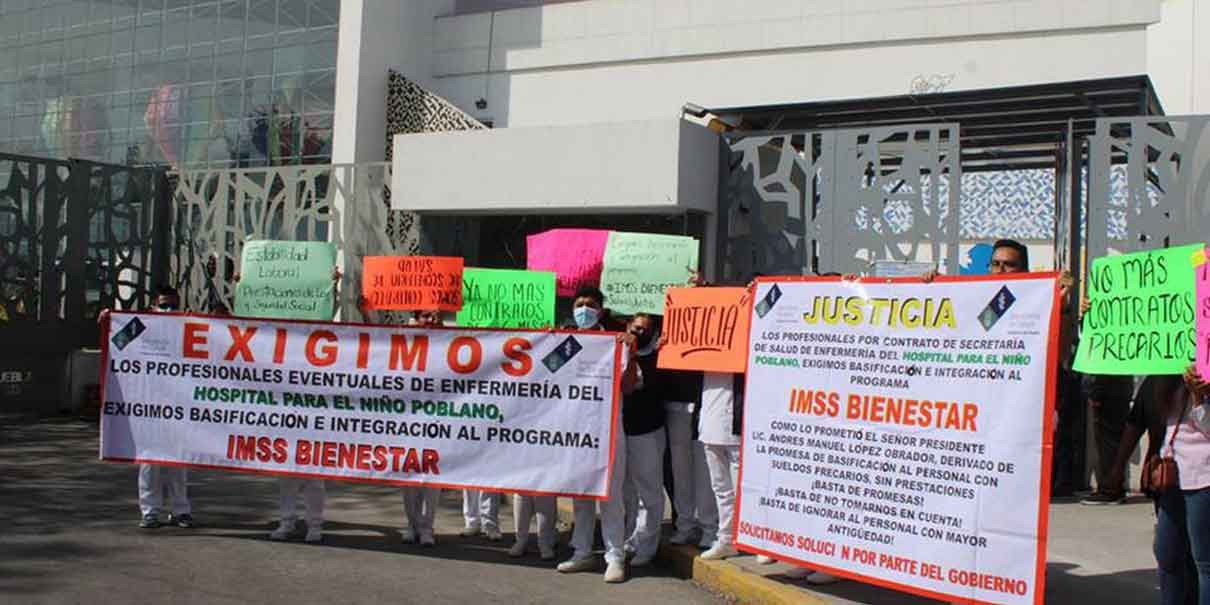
711, 75, 1163, 172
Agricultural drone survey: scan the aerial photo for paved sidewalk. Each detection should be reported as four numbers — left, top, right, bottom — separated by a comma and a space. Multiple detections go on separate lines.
0, 415, 721, 605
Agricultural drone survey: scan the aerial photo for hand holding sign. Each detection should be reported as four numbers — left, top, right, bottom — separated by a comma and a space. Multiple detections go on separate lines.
362, 256, 463, 311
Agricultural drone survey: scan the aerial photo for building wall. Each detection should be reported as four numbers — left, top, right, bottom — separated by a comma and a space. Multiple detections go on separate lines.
1146, 0, 1210, 114
416, 0, 1161, 127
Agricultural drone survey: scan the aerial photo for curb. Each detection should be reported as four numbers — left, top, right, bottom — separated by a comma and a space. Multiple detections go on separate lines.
656, 543, 831, 605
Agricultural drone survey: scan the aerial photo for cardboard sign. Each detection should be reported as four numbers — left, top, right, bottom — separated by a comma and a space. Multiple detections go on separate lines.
739, 275, 1058, 605
100, 312, 622, 498
457, 267, 556, 329
1074, 244, 1201, 375
600, 231, 698, 315
658, 287, 750, 372
362, 256, 463, 311
1196, 248, 1210, 380
234, 240, 336, 320
526, 229, 610, 297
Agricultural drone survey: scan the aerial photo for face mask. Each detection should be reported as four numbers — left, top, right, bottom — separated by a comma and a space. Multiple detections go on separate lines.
635, 331, 654, 348
1193, 400, 1210, 433
156, 303, 177, 312
573, 306, 600, 329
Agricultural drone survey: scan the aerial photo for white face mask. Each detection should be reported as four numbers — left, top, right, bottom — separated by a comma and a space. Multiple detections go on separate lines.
573, 306, 600, 329
1193, 400, 1210, 432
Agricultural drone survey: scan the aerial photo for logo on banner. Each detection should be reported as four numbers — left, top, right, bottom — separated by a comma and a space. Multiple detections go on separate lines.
110, 317, 147, 351
755, 284, 783, 318
542, 336, 583, 373
977, 286, 1016, 331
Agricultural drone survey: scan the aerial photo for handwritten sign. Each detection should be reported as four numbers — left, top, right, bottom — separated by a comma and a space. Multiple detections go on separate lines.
457, 268, 556, 328
1074, 243, 1202, 375
658, 287, 750, 372
526, 229, 610, 297
1196, 248, 1210, 380
362, 256, 463, 311
235, 240, 336, 320
599, 232, 698, 315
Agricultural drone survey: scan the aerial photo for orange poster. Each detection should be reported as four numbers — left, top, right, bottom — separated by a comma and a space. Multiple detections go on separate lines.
362, 256, 464, 311
657, 287, 750, 372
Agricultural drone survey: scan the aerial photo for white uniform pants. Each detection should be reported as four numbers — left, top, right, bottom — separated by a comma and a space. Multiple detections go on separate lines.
623, 430, 666, 560
570, 420, 627, 565
667, 405, 719, 541
138, 464, 191, 517
513, 494, 557, 549
403, 487, 440, 534
462, 490, 500, 530
703, 444, 740, 546
279, 478, 325, 526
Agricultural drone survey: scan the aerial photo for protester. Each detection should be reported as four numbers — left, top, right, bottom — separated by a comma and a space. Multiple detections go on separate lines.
1158, 366, 1210, 605
510, 493, 558, 561
1103, 375, 1198, 605
402, 309, 446, 547
1052, 271, 1080, 497
101, 286, 196, 530
620, 313, 667, 568
461, 490, 502, 541
557, 285, 641, 583
1075, 283, 1133, 505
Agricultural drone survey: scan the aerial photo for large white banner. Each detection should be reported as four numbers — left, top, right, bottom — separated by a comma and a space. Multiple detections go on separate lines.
101, 312, 622, 498
738, 275, 1057, 605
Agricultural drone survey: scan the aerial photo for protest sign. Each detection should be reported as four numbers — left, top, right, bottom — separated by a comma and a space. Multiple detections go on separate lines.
1073, 244, 1201, 375
235, 240, 336, 320
99, 313, 621, 497
1196, 248, 1210, 380
738, 275, 1058, 605
362, 256, 463, 312
526, 229, 610, 297
657, 287, 750, 372
599, 231, 698, 315
457, 268, 556, 329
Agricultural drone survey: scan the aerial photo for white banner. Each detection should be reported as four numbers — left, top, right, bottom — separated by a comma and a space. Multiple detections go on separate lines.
101, 312, 621, 498
738, 275, 1057, 605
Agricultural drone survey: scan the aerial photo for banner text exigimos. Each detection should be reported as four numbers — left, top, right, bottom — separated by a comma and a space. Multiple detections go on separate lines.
101, 313, 621, 498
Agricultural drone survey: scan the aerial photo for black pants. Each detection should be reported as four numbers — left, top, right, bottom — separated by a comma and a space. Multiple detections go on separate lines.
1091, 397, 1130, 491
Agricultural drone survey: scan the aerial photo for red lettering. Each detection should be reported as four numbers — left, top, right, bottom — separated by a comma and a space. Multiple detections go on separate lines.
356, 444, 372, 471
389, 334, 428, 371
338, 443, 355, 469
273, 328, 287, 364
422, 449, 440, 475
183, 322, 209, 358
295, 440, 312, 464
356, 333, 371, 369
306, 330, 339, 366
321, 441, 337, 467
501, 337, 532, 377
448, 336, 482, 374
233, 435, 256, 461
401, 449, 422, 473
372, 446, 388, 471
224, 325, 258, 362
272, 438, 288, 463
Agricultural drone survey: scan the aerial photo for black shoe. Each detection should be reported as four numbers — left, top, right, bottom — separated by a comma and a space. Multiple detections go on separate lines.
139, 514, 162, 529
1080, 490, 1126, 505
170, 514, 195, 529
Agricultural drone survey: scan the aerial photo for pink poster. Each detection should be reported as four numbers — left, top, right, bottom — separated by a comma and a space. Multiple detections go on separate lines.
526, 229, 611, 297
1197, 248, 1210, 379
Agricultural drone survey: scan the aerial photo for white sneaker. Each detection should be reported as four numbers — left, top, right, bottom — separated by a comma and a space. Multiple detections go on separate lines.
419, 530, 435, 547
557, 556, 597, 573
483, 527, 503, 542
784, 566, 811, 580
539, 545, 557, 561
630, 553, 655, 567
305, 527, 323, 543
700, 543, 738, 560
603, 561, 626, 583
269, 521, 295, 541
508, 541, 528, 558
807, 571, 840, 585
669, 529, 697, 545
400, 529, 417, 544
756, 555, 776, 565
459, 524, 480, 537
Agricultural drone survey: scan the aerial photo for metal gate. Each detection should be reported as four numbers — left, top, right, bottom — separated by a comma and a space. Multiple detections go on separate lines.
0, 152, 170, 407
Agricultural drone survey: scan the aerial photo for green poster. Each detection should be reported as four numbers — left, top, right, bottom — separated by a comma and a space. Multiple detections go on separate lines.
234, 240, 337, 320
456, 268, 555, 328
1073, 243, 1202, 375
599, 232, 698, 315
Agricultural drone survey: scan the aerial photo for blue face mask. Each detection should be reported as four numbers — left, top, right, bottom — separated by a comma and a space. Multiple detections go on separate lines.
573, 306, 600, 329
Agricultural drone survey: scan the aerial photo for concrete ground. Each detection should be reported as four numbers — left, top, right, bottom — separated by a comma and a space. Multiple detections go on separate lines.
1, 413, 1167, 604
0, 415, 722, 605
